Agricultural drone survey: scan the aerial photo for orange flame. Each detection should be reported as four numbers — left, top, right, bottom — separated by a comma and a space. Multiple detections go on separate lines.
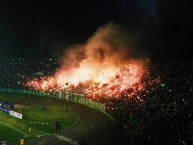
26, 23, 153, 99
27, 60, 146, 99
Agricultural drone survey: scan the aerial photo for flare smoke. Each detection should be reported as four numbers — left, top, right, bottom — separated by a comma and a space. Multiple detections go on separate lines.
27, 23, 151, 99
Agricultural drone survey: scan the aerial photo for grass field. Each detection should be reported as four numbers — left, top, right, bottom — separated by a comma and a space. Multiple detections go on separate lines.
0, 93, 78, 143
0, 120, 25, 140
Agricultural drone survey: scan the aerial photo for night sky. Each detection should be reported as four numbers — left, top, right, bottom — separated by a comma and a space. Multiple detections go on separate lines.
0, 0, 192, 59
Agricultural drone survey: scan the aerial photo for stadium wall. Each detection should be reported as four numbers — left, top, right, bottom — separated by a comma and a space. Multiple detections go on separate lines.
0, 88, 106, 112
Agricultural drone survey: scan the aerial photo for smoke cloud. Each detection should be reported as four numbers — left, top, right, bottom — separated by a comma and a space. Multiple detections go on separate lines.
27, 22, 151, 98
60, 22, 146, 70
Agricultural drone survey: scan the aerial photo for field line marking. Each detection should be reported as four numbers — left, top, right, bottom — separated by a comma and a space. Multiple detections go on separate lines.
0, 120, 28, 136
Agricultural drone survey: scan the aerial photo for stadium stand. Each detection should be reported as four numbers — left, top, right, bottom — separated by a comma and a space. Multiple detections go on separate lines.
0, 57, 60, 89
0, 57, 193, 145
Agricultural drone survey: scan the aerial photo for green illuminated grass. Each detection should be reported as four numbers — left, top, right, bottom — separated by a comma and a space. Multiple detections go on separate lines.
0, 119, 24, 140
0, 93, 78, 143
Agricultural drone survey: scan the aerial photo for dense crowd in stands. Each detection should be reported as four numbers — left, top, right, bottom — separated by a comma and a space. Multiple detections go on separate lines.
0, 57, 192, 145
0, 57, 60, 89
106, 60, 193, 145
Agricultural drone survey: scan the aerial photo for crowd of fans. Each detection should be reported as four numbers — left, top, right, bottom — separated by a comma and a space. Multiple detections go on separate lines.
0, 57, 192, 145
105, 60, 193, 145
0, 57, 60, 89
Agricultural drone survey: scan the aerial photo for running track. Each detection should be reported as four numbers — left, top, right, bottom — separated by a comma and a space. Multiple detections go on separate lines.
24, 100, 115, 145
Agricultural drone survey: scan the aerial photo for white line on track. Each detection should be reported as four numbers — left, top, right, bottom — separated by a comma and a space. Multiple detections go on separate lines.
61, 108, 80, 132
72, 120, 95, 138
0, 120, 28, 137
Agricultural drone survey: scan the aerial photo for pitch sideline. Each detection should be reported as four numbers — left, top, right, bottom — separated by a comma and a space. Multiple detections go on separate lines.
0, 120, 28, 137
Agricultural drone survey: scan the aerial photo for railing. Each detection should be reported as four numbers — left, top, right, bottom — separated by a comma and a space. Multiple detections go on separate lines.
0, 88, 106, 113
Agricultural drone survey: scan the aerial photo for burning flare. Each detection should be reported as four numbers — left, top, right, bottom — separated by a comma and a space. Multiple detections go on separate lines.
27, 23, 152, 99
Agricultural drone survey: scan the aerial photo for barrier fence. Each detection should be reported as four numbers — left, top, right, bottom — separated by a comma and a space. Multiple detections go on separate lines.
0, 88, 106, 112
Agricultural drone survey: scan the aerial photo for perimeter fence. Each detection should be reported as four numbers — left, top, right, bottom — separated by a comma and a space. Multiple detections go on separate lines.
0, 88, 106, 112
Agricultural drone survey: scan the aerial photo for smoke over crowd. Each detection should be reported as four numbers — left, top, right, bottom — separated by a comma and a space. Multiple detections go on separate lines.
27, 23, 154, 99
62, 22, 146, 67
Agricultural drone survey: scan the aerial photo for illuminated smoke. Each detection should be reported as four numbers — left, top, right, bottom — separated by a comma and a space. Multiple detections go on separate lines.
27, 23, 154, 99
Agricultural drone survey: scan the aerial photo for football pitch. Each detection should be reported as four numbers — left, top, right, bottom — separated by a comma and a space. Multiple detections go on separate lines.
0, 93, 78, 143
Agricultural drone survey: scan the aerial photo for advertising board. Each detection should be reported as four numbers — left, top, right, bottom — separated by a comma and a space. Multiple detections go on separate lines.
10, 110, 22, 119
